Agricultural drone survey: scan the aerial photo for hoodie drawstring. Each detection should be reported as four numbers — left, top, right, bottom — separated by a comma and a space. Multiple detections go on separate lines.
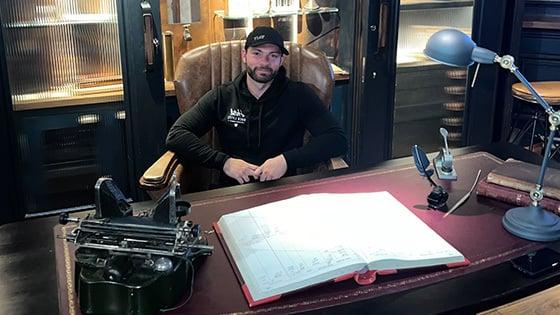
258, 105, 263, 148
246, 109, 251, 148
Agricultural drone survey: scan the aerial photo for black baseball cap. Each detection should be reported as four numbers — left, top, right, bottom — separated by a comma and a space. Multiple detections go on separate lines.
245, 26, 289, 55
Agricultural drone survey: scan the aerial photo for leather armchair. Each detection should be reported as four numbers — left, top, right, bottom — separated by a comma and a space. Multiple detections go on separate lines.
139, 40, 348, 195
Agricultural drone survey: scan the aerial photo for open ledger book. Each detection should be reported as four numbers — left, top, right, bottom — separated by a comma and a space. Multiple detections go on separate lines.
214, 192, 468, 306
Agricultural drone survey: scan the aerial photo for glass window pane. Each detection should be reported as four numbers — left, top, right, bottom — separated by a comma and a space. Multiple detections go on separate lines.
393, 1, 473, 158
0, 0, 122, 110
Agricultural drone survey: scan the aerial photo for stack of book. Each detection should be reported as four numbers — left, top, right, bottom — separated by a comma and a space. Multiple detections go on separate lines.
476, 159, 560, 213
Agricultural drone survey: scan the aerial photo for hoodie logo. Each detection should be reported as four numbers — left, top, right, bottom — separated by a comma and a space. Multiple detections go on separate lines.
226, 108, 246, 127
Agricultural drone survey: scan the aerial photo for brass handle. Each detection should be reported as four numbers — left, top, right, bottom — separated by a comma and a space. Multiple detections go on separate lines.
163, 31, 175, 81
377, 2, 388, 51
141, 1, 159, 71
115, 110, 126, 120
77, 114, 100, 125
183, 23, 192, 42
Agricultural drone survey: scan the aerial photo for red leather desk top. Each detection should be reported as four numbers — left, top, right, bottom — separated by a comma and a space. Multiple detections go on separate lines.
56, 151, 543, 314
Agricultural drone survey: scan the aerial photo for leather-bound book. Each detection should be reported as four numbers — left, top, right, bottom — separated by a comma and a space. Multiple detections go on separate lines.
215, 192, 468, 307
486, 159, 560, 200
476, 179, 560, 214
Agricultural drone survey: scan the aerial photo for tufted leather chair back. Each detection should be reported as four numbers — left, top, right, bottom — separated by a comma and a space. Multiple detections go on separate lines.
173, 40, 334, 192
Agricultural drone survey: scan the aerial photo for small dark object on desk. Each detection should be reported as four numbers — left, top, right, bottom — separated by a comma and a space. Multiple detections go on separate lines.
412, 145, 449, 211
428, 186, 449, 211
510, 247, 560, 278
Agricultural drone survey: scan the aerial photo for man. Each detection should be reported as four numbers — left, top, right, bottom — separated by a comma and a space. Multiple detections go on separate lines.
166, 26, 347, 186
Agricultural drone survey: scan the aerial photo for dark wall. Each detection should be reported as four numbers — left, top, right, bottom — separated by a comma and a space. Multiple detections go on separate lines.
0, 15, 20, 224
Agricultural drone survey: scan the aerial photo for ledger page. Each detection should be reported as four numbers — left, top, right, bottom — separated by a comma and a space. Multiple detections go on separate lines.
218, 195, 366, 301
341, 192, 465, 270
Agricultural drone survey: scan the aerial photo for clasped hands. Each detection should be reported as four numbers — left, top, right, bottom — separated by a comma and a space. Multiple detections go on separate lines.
223, 155, 287, 184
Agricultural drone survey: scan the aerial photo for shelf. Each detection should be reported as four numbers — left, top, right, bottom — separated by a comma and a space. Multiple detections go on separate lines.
523, 18, 560, 30
400, 0, 473, 11
11, 69, 346, 111
214, 7, 338, 20
397, 53, 439, 67
5, 13, 116, 28
13, 90, 123, 111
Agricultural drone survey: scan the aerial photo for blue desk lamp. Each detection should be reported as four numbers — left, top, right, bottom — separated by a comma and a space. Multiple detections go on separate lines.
424, 29, 560, 241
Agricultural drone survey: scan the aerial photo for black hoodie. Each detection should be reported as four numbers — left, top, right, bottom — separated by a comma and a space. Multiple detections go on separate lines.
166, 66, 347, 182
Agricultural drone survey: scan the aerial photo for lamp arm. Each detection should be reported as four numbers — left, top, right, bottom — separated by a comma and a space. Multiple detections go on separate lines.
498, 56, 555, 115
492, 55, 560, 205
508, 60, 560, 204
512, 69, 555, 115
530, 127, 556, 206
510, 64, 560, 204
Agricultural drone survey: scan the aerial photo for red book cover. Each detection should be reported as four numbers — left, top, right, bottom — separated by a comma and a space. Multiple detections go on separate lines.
486, 159, 560, 200
476, 179, 560, 214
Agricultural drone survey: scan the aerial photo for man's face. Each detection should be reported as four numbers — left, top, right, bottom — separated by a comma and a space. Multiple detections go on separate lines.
242, 43, 285, 83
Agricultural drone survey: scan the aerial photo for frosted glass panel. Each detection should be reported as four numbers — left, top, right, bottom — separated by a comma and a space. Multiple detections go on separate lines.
392, 2, 473, 158
397, 7, 472, 65
0, 0, 122, 108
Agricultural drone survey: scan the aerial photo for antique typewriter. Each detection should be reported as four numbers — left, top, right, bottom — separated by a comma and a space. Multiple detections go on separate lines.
60, 176, 213, 315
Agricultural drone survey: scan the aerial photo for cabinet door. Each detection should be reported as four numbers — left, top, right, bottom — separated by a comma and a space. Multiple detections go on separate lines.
353, 0, 400, 166
117, 0, 167, 198
464, 0, 525, 145
15, 107, 129, 214
389, 0, 523, 159
0, 0, 167, 219
393, 1, 474, 158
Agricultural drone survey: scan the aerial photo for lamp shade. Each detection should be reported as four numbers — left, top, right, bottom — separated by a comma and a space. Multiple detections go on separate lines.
424, 29, 477, 67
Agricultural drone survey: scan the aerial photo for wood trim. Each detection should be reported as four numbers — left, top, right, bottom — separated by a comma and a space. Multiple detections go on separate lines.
523, 19, 560, 30
13, 92, 124, 111
159, 0, 226, 74
480, 284, 560, 314
13, 81, 176, 111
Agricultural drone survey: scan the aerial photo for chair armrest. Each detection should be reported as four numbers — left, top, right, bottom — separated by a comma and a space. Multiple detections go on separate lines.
327, 157, 349, 170
139, 151, 180, 191
312, 157, 349, 173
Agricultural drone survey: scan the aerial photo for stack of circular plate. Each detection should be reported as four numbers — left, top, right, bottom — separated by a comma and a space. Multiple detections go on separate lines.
443, 102, 465, 111
441, 116, 463, 127
444, 86, 466, 95
446, 69, 467, 80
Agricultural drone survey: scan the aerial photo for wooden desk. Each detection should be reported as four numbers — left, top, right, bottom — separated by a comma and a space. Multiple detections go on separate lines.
2, 143, 560, 314
481, 283, 560, 314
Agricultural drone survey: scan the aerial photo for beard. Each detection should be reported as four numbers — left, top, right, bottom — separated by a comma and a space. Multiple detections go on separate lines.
246, 66, 278, 83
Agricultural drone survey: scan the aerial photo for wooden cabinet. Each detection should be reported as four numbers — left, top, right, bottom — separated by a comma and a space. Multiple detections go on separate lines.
15, 104, 129, 215
393, 64, 466, 157
518, 1, 560, 80
508, 0, 560, 148
0, 0, 167, 220
392, 0, 473, 158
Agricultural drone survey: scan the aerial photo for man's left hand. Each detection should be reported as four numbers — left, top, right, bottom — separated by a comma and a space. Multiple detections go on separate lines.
255, 155, 287, 182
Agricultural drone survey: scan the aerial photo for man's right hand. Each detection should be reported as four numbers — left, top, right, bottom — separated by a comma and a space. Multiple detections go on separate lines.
223, 158, 259, 184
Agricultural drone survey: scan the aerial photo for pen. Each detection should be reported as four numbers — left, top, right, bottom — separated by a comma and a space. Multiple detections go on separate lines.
443, 169, 482, 218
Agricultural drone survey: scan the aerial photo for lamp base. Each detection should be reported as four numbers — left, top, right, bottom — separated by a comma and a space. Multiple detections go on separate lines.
502, 205, 560, 242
